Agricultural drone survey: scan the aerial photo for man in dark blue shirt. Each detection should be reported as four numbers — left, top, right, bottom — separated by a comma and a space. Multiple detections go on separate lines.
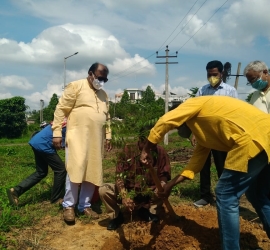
6, 123, 67, 205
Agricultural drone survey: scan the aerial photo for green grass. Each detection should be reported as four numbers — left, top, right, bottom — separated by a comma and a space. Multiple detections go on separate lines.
0, 132, 219, 249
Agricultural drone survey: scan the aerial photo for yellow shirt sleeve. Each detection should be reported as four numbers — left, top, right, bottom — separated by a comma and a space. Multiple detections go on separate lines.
52, 82, 77, 137
148, 98, 202, 144
181, 144, 211, 179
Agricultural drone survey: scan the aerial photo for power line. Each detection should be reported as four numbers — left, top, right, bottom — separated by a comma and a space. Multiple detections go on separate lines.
110, 0, 228, 83
166, 0, 208, 47
175, 0, 229, 53
110, 1, 202, 81
157, 0, 200, 51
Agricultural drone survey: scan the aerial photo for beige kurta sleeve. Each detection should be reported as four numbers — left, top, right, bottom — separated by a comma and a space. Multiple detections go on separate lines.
52, 82, 77, 137
105, 95, 112, 140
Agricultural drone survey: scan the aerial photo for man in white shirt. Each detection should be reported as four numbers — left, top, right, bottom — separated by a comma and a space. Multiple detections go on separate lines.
244, 60, 270, 113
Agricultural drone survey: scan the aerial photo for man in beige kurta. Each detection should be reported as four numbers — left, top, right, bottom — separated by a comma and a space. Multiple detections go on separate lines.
52, 63, 112, 223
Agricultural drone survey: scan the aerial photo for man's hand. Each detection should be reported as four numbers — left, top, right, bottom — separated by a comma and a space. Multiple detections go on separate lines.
190, 134, 197, 147
105, 139, 112, 152
154, 181, 166, 197
122, 197, 135, 212
157, 175, 187, 198
157, 182, 174, 199
53, 137, 62, 150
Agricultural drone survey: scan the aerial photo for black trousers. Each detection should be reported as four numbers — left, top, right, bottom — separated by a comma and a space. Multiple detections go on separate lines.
199, 149, 227, 202
14, 147, 66, 203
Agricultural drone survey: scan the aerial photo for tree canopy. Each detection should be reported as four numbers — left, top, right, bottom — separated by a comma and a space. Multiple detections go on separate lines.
0, 96, 27, 138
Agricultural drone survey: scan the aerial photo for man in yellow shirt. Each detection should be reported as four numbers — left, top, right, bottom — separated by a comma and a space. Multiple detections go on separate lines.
140, 96, 270, 250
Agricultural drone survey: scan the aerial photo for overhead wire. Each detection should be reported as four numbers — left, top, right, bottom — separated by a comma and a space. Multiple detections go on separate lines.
110, 0, 200, 81
110, 0, 228, 83
157, 0, 199, 51
166, 0, 208, 47
175, 0, 229, 53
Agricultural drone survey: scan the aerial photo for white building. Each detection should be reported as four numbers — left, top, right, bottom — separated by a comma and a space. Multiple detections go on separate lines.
115, 88, 190, 106
115, 88, 143, 102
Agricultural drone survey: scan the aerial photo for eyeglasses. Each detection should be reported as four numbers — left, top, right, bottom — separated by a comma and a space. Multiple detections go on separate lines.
246, 76, 261, 86
93, 73, 108, 83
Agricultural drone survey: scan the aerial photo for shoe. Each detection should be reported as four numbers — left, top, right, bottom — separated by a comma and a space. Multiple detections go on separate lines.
6, 188, 19, 206
63, 207, 75, 222
82, 207, 99, 219
193, 198, 209, 208
107, 212, 124, 230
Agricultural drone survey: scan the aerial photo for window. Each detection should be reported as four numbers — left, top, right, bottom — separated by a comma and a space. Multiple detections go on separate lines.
130, 93, 135, 100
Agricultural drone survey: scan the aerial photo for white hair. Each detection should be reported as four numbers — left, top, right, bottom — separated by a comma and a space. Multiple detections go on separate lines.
243, 60, 268, 75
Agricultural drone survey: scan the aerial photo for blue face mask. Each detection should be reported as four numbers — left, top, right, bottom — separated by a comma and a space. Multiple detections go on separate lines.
252, 78, 268, 91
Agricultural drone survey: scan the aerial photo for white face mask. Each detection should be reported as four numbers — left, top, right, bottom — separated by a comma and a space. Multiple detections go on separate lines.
92, 78, 104, 90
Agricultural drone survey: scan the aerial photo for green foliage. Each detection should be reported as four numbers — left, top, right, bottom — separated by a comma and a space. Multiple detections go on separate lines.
109, 85, 164, 139
141, 86, 156, 104
0, 145, 63, 236
246, 92, 255, 102
42, 93, 59, 122
120, 90, 130, 105
188, 87, 199, 98
0, 96, 27, 139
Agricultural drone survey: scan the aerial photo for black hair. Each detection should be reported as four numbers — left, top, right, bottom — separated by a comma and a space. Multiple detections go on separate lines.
206, 60, 223, 73
88, 62, 109, 75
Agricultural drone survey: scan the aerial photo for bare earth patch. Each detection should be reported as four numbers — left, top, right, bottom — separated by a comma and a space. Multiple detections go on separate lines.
10, 201, 269, 250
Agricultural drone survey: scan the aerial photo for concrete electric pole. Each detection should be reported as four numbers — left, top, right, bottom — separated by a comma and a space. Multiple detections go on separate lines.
40, 99, 44, 123
156, 45, 178, 145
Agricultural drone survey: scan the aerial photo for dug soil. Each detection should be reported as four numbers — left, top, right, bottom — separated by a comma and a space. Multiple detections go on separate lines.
7, 145, 270, 249
11, 201, 269, 250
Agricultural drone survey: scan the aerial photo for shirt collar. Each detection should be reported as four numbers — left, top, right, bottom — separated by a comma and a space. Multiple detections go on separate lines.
207, 81, 225, 90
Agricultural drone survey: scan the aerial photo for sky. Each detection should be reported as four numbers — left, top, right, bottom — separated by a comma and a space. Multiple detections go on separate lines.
1, 0, 270, 111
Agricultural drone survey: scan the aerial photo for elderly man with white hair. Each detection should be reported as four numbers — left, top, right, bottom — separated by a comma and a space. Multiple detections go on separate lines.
244, 60, 270, 113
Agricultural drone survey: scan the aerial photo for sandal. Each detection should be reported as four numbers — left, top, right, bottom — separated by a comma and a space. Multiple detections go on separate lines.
6, 188, 19, 206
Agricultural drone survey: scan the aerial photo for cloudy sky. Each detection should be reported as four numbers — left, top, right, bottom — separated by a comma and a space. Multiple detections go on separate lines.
1, 0, 269, 110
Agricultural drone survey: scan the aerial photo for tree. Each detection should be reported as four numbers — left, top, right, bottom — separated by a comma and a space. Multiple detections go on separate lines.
0, 96, 27, 138
42, 93, 59, 122
188, 87, 199, 98
120, 90, 130, 105
141, 86, 156, 104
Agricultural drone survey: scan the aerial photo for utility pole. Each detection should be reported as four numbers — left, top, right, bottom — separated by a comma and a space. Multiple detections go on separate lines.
63, 52, 78, 89
40, 99, 44, 123
234, 62, 242, 90
156, 45, 178, 145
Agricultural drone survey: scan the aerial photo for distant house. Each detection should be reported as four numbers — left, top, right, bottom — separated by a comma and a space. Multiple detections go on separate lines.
27, 119, 36, 125
115, 88, 189, 106
115, 88, 144, 102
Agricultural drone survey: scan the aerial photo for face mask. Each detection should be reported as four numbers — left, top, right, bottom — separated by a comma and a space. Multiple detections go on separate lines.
208, 76, 220, 87
92, 78, 104, 90
252, 78, 268, 91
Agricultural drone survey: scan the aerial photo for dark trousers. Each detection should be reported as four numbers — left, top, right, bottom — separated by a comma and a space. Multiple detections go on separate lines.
200, 149, 227, 202
14, 147, 66, 203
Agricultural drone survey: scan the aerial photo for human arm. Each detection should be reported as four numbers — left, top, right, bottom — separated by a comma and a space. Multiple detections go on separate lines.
147, 99, 202, 144
52, 83, 77, 150
157, 174, 188, 198
157, 145, 210, 198
115, 152, 135, 211
115, 177, 135, 211
190, 134, 196, 147
105, 97, 112, 152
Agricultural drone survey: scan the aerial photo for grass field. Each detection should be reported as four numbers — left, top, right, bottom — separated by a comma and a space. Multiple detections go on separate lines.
0, 132, 219, 249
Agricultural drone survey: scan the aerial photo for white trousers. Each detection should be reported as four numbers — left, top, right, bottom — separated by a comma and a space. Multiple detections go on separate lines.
62, 147, 95, 212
